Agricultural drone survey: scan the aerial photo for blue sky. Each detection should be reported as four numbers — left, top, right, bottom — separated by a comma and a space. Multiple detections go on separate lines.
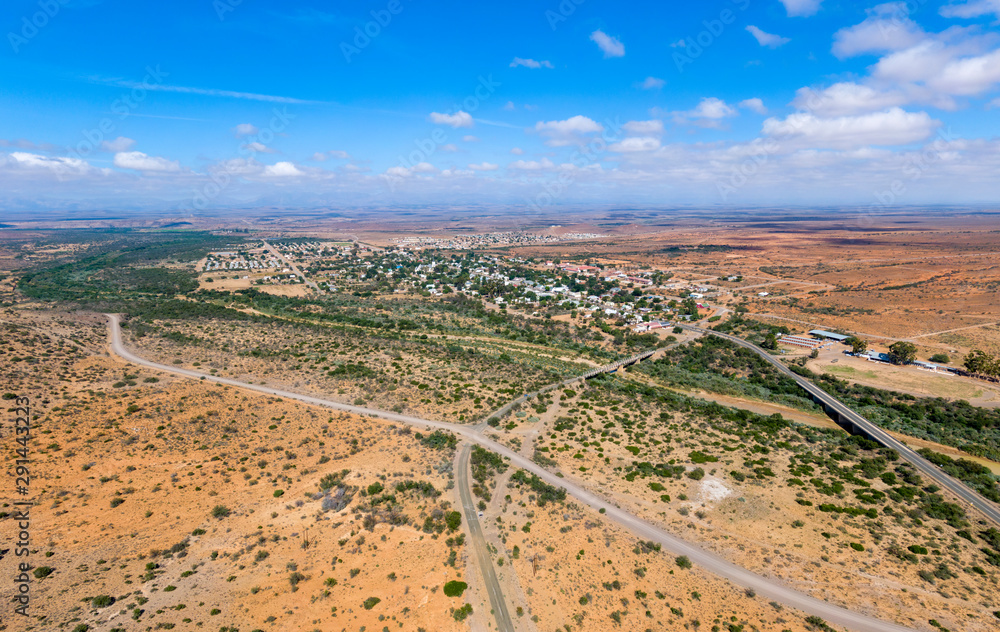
2, 0, 999, 215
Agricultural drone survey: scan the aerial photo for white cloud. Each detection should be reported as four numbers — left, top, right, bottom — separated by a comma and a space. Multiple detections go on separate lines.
609, 137, 661, 152
638, 76, 665, 90
463, 135, 480, 142
510, 147, 524, 155
990, 97, 1000, 108
242, 141, 276, 154
874, 43, 1000, 98
508, 158, 555, 170
762, 107, 940, 148
622, 120, 664, 135
534, 115, 604, 146
940, 0, 1000, 18
672, 98, 738, 128
739, 98, 769, 114
8, 152, 93, 175
832, 6, 925, 58
429, 111, 474, 128
669, 39, 687, 48
792, 82, 906, 116
590, 30, 625, 57
233, 123, 259, 136
469, 162, 499, 171
503, 101, 516, 111
440, 144, 459, 152
263, 161, 303, 177
311, 150, 350, 161
510, 57, 554, 69
746, 26, 790, 48
114, 151, 181, 172
101, 136, 135, 152
780, 0, 823, 17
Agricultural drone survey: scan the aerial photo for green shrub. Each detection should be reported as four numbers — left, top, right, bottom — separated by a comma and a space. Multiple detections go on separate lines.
362, 597, 381, 610
850, 542, 865, 552
443, 580, 468, 597
675, 555, 692, 569
92, 595, 115, 607
211, 505, 230, 519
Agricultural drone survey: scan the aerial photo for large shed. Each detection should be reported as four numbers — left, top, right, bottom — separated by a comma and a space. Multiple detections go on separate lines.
809, 329, 850, 342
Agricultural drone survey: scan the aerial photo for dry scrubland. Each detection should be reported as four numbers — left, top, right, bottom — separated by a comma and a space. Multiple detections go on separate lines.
124, 317, 582, 424
487, 377, 1000, 631
473, 461, 825, 632
0, 311, 482, 631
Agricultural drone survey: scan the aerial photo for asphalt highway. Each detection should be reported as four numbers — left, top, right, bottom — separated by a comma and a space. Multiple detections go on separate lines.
107, 314, 918, 631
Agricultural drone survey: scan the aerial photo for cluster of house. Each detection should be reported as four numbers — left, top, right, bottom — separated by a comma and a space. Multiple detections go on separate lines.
393, 232, 562, 250
203, 251, 283, 272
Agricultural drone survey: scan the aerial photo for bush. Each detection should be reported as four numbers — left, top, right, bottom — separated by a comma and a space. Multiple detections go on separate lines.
92, 594, 115, 607
929, 354, 950, 364
453, 603, 473, 621
110, 497, 125, 508
850, 542, 865, 552
675, 555, 692, 569
33, 567, 54, 579
211, 505, 231, 519
363, 597, 381, 610
443, 580, 468, 597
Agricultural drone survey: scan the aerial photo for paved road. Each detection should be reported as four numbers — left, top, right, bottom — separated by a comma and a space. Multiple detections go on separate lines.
106, 314, 917, 632
683, 324, 1000, 528
456, 445, 515, 632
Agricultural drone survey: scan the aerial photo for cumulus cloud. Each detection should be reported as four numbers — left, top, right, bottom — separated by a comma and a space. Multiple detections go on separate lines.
832, 6, 925, 58
243, 141, 276, 154
590, 30, 625, 57
762, 107, 940, 148
638, 76, 665, 90
233, 123, 259, 136
263, 161, 303, 177
746, 26, 790, 48
873, 42, 1000, 98
429, 111, 474, 128
468, 162, 499, 171
462, 135, 480, 142
8, 152, 93, 175
940, 0, 1000, 18
780, 0, 823, 17
792, 82, 907, 116
534, 115, 604, 146
114, 151, 181, 172
101, 137, 135, 152
672, 98, 738, 128
510, 57, 554, 69
311, 150, 350, 161
622, 120, 664, 135
739, 98, 769, 114
609, 137, 661, 152
509, 158, 555, 170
